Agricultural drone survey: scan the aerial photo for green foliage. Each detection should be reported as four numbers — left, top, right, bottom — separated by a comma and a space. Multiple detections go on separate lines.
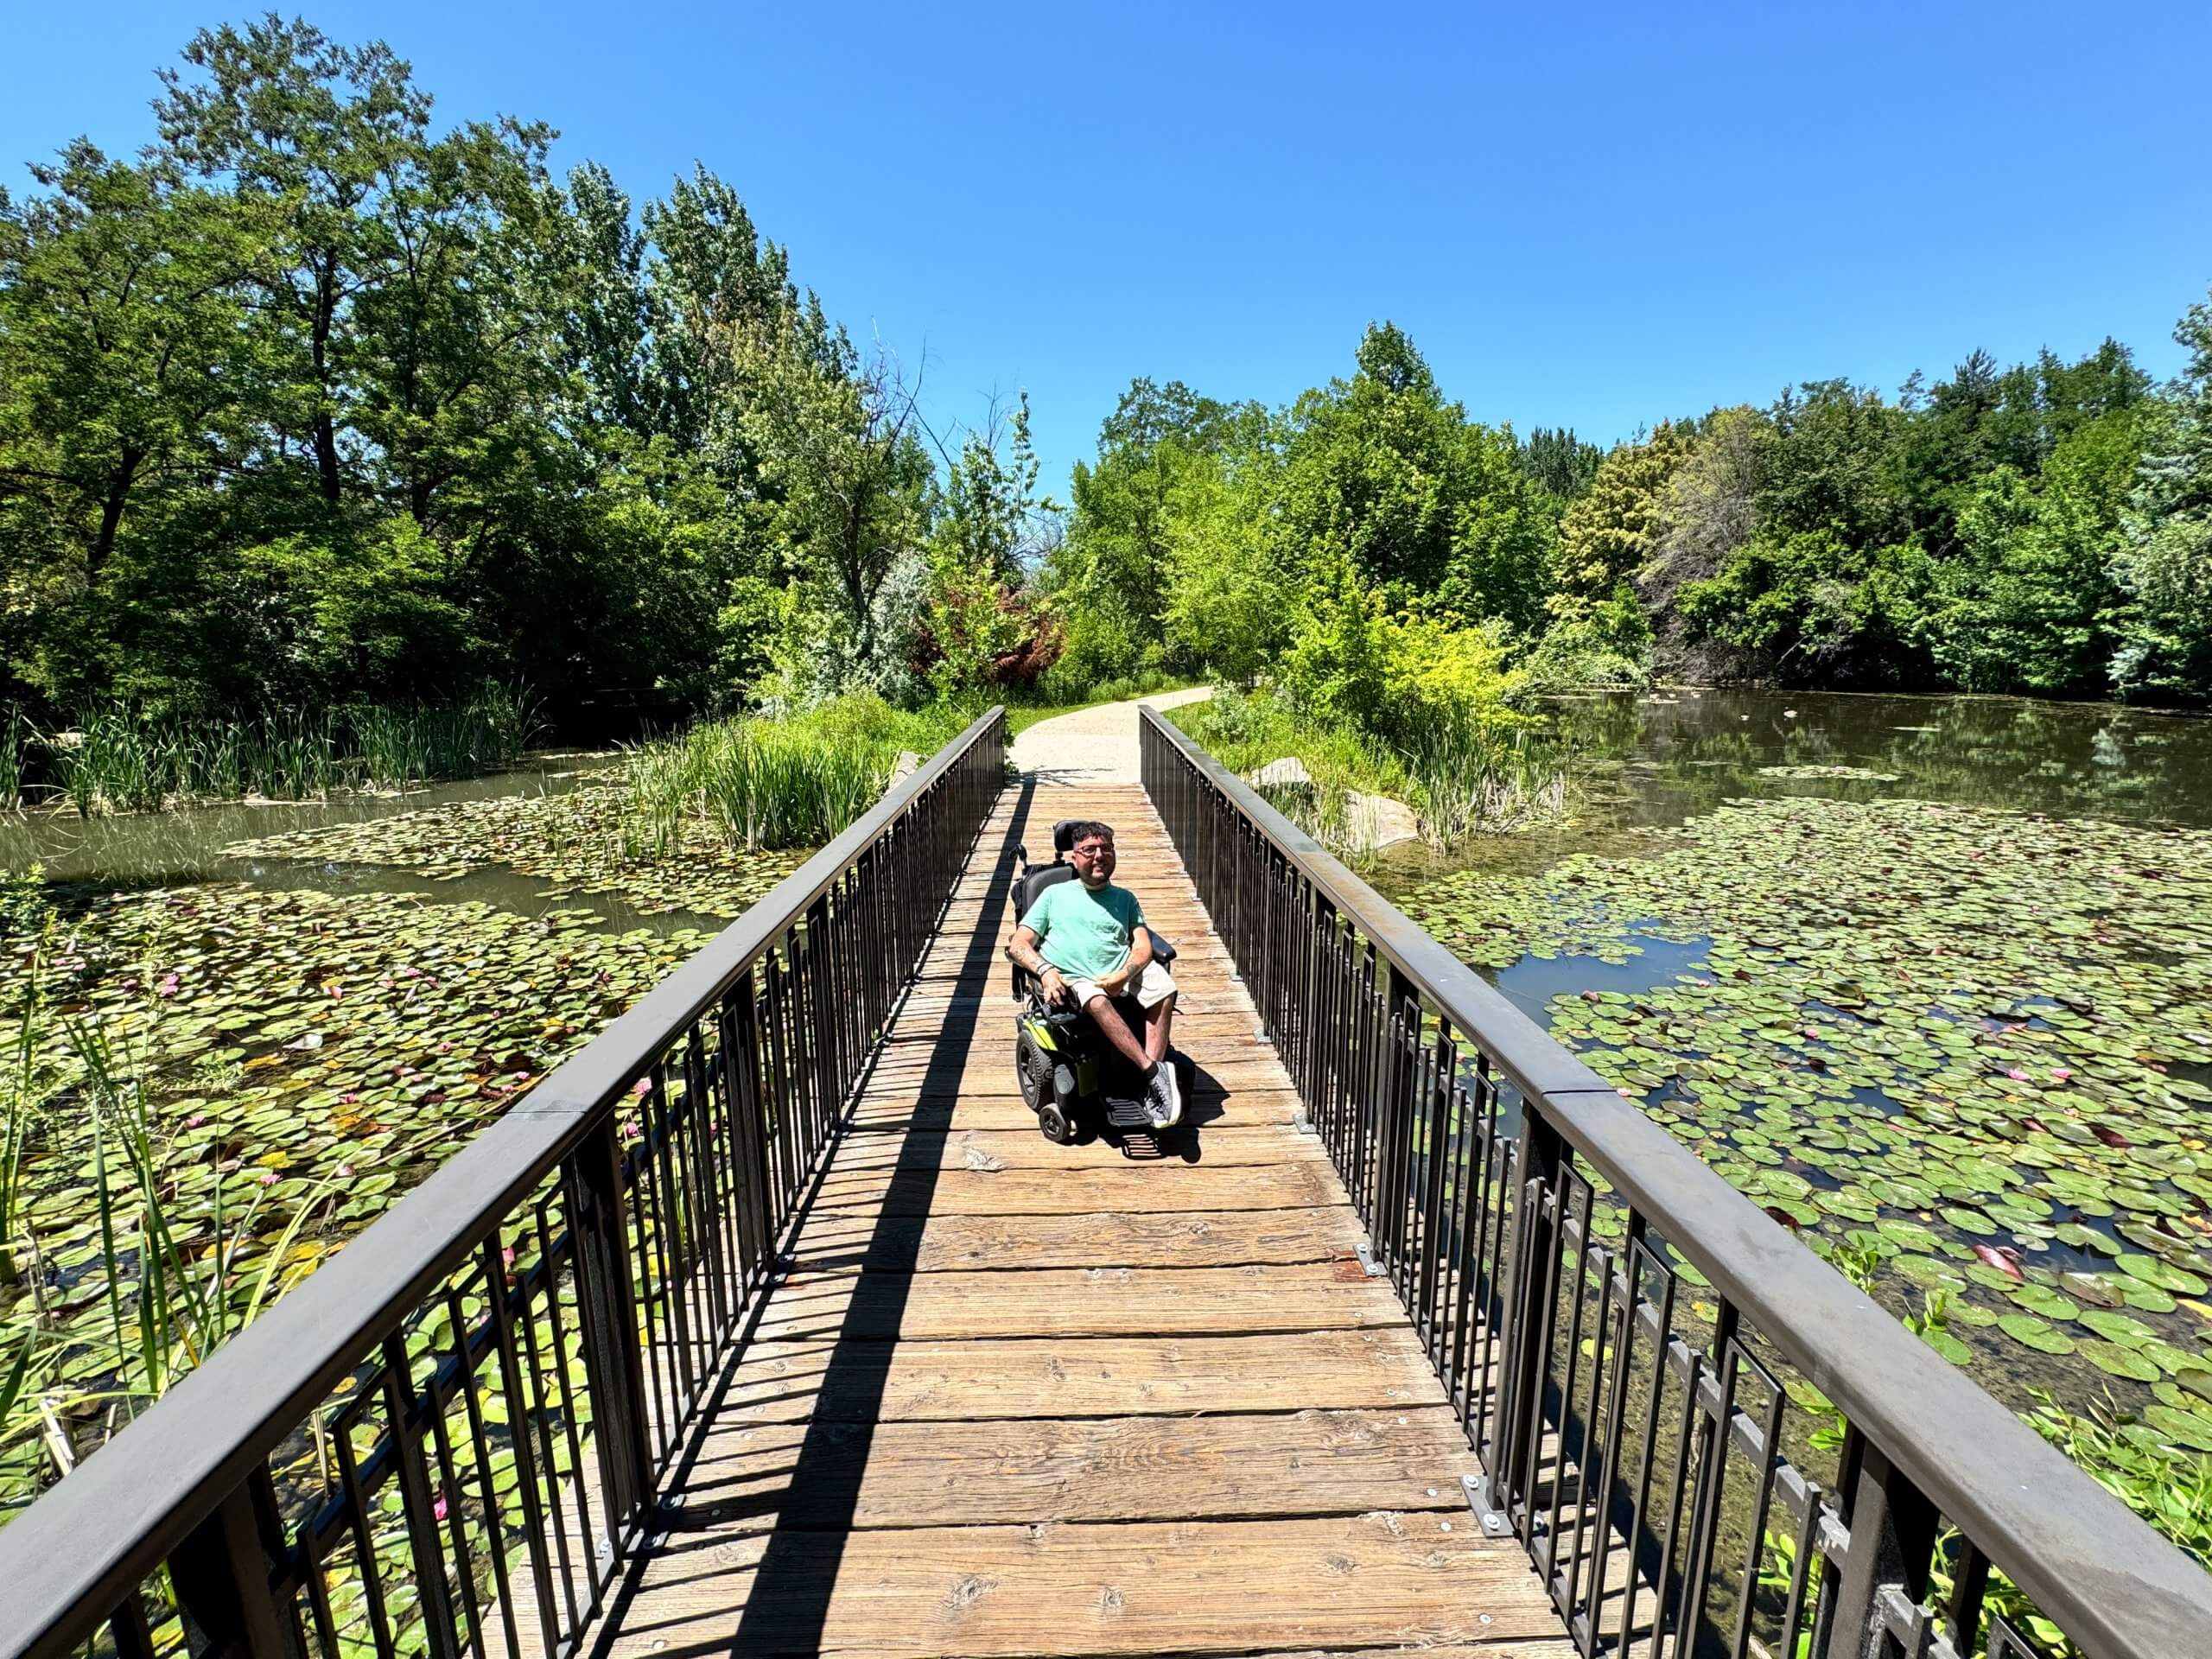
1553, 423, 1693, 613
19, 688, 538, 814
1275, 324, 1552, 632
618, 694, 962, 853
0, 20, 943, 729
1516, 427, 1603, 502
2109, 296, 2212, 703
1279, 554, 1527, 750
1929, 412, 2141, 696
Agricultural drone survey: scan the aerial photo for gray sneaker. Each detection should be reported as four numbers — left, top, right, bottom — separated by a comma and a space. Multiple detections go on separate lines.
1146, 1062, 1181, 1128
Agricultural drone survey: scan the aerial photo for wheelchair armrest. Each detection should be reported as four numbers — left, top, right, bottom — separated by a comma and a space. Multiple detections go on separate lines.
1149, 933, 1177, 963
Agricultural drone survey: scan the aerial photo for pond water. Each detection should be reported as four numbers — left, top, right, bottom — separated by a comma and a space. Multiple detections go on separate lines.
0, 753, 732, 936
0, 753, 816, 1522
1393, 686, 2212, 1446
1373, 686, 2212, 901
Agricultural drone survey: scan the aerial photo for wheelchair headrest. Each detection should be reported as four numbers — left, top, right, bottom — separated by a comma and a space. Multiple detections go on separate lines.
1052, 819, 1080, 856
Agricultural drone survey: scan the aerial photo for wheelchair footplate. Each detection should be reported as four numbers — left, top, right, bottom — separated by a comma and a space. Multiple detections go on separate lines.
1103, 1094, 1168, 1160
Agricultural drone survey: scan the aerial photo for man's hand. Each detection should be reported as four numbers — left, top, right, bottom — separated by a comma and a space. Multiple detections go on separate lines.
1039, 967, 1071, 1006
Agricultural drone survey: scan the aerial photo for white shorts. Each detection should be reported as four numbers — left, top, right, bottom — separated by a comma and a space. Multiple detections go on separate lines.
1065, 959, 1178, 1010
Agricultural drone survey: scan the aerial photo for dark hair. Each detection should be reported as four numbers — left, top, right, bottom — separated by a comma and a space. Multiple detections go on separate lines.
1066, 820, 1115, 849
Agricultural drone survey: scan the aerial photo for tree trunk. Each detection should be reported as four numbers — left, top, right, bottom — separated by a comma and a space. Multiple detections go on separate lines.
312, 259, 342, 505
87, 447, 143, 586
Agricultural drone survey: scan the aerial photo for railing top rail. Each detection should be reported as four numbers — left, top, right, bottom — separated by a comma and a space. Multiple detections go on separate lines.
0, 705, 1007, 1653
1141, 702, 2212, 1659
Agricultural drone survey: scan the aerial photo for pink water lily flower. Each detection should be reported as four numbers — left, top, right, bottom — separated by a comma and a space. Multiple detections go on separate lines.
2051, 1068, 2073, 1082
433, 1496, 448, 1522
156, 973, 180, 997
259, 1170, 279, 1186
2006, 1068, 2031, 1082
632, 1077, 652, 1096
184, 1114, 206, 1129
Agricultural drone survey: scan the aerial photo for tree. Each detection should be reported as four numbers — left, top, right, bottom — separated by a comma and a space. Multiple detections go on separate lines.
1927, 412, 2139, 696
1516, 427, 1602, 501
1057, 377, 1261, 659
0, 146, 256, 592
2109, 290, 2212, 702
920, 393, 1062, 698
1640, 408, 1764, 677
1551, 423, 1692, 616
155, 16, 435, 507
1276, 323, 1550, 632
1160, 447, 1289, 684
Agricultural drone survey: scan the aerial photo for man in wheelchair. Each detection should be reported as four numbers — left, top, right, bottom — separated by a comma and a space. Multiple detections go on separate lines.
1005, 820, 1184, 1130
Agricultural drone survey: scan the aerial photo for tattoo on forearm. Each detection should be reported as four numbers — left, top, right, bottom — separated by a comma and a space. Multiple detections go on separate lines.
1006, 932, 1049, 975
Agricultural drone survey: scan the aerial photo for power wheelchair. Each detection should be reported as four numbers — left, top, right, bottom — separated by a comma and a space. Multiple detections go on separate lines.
1008, 820, 1194, 1151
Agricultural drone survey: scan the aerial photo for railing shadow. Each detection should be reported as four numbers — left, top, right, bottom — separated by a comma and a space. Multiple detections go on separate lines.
588, 776, 1033, 1657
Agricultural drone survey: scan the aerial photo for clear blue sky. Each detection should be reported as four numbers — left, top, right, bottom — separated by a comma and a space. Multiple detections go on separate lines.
7, 2, 2209, 493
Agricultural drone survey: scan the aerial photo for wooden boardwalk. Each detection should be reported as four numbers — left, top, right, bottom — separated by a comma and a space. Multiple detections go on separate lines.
587, 782, 1571, 1659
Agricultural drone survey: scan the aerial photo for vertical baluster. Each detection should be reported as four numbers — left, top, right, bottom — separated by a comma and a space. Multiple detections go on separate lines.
1612, 1249, 1677, 1659
1820, 1431, 1938, 1659
1496, 1109, 1567, 1515
564, 1122, 653, 1533
378, 1335, 462, 1659
1730, 1370, 1788, 1659
483, 1232, 563, 1659
165, 1478, 294, 1659
1673, 1316, 1742, 1656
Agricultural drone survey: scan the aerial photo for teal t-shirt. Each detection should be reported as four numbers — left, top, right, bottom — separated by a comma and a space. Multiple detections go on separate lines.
1026, 880, 1146, 979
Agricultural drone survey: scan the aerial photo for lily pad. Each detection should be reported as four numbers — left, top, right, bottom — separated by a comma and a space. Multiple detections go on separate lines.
1997, 1314, 2075, 1355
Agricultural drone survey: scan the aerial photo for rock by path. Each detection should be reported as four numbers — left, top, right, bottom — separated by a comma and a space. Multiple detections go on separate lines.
1010, 687, 1213, 784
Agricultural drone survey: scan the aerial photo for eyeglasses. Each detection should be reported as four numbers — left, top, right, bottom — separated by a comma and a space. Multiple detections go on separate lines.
1071, 842, 1113, 857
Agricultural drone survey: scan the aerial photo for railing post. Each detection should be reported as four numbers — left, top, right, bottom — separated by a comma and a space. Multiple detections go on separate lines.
567, 1115, 655, 1540
1820, 1429, 1939, 1659
165, 1480, 294, 1659
1486, 1105, 1566, 1525
1372, 964, 1421, 1278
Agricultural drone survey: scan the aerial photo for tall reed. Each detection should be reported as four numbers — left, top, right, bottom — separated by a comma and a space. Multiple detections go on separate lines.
0, 709, 26, 812
29, 685, 543, 815
619, 711, 903, 855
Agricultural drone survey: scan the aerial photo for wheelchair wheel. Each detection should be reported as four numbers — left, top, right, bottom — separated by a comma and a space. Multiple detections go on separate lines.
1015, 1027, 1052, 1111
1038, 1101, 1077, 1145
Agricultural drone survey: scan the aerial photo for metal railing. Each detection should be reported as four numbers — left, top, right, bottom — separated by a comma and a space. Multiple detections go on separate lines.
0, 708, 1007, 1659
1141, 705, 2209, 1659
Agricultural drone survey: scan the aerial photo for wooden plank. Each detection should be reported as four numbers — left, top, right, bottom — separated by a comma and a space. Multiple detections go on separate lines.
823, 1125, 1330, 1171
861, 1055, 1295, 1100
849, 1089, 1306, 1133
804, 1157, 1348, 1217
748, 1261, 1402, 1344
784, 1207, 1357, 1274
720, 1329, 1453, 1423
674, 1407, 1477, 1530
596, 1512, 1568, 1658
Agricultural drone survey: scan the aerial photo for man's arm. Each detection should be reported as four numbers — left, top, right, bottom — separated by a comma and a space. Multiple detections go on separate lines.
1006, 924, 1071, 1004
1097, 924, 1153, 995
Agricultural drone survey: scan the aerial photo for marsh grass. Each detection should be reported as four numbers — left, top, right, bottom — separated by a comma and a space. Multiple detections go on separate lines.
1173, 686, 1574, 851
616, 693, 969, 857
1, 912, 339, 1503
25, 685, 542, 815
0, 710, 26, 812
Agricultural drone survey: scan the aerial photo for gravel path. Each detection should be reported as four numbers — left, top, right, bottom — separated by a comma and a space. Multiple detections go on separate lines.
1009, 687, 1213, 784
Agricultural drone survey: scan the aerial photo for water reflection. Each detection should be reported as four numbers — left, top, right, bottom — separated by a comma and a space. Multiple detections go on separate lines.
0, 753, 722, 936
1372, 689, 2212, 900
